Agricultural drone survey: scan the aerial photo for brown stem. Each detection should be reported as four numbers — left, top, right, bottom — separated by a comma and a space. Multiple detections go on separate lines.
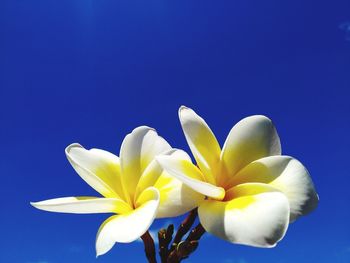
141, 231, 157, 263
185, 223, 205, 242
166, 209, 207, 263
158, 224, 174, 263
167, 250, 180, 263
167, 223, 206, 262
170, 209, 198, 251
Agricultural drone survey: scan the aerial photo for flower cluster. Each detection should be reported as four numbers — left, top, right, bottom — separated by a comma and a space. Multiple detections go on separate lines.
31, 106, 318, 258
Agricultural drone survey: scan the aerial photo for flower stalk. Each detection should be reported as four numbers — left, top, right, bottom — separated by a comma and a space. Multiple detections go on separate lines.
141, 231, 157, 263
170, 209, 198, 251
153, 208, 206, 263
158, 224, 174, 262
167, 223, 206, 262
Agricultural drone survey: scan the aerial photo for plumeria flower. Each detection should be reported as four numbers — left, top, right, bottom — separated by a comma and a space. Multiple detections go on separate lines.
31, 126, 202, 256
157, 106, 319, 248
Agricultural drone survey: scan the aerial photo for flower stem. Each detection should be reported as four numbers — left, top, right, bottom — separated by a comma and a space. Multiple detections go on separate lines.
163, 208, 207, 262
186, 223, 206, 242
170, 209, 198, 251
141, 231, 157, 263
158, 224, 174, 263
167, 223, 206, 262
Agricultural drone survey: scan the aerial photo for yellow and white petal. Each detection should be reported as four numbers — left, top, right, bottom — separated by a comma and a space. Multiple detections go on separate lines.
135, 149, 187, 200
224, 182, 281, 201
30, 197, 132, 214
120, 126, 171, 202
132, 143, 203, 218
136, 149, 204, 218
66, 144, 123, 199
227, 156, 319, 221
198, 183, 290, 247
156, 153, 225, 200
95, 188, 160, 257
220, 115, 281, 184
135, 187, 161, 208
135, 149, 180, 199
179, 106, 220, 185
154, 177, 204, 218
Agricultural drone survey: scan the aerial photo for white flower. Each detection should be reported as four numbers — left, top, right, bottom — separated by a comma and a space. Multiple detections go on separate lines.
157, 106, 319, 247
31, 126, 202, 256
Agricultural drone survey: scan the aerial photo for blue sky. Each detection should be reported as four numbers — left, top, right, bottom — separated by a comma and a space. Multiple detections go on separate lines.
1, 0, 350, 262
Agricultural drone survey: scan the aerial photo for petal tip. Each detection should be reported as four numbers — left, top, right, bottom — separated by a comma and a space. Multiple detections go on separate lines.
95, 238, 114, 258
178, 105, 194, 119
264, 242, 278, 248
217, 188, 226, 200
65, 143, 83, 155
95, 250, 103, 258
30, 201, 46, 211
251, 114, 272, 121
179, 105, 189, 111
131, 126, 156, 134
95, 248, 105, 258
237, 115, 274, 128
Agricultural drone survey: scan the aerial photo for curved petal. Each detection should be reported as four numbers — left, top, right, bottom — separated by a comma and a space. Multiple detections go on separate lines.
226, 156, 319, 221
95, 188, 160, 257
136, 149, 204, 218
220, 115, 281, 185
66, 144, 124, 199
198, 183, 290, 247
156, 153, 225, 200
154, 177, 204, 218
120, 126, 171, 202
135, 187, 160, 207
179, 106, 220, 185
31, 197, 132, 214
134, 149, 181, 198
224, 182, 281, 201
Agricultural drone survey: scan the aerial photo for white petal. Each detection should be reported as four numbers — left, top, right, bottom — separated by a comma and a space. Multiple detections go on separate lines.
220, 115, 281, 184
137, 149, 204, 218
95, 188, 160, 256
120, 126, 171, 202
157, 153, 225, 200
198, 183, 290, 247
31, 197, 132, 214
154, 178, 204, 218
178, 106, 220, 185
66, 144, 124, 199
227, 156, 319, 221
135, 149, 180, 198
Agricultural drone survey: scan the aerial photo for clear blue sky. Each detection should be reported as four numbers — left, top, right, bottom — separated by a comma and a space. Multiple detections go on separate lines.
1, 0, 350, 262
